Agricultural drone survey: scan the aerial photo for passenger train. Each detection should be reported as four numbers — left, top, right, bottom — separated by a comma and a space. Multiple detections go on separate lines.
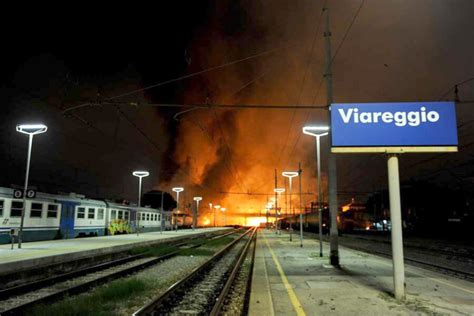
0, 187, 172, 244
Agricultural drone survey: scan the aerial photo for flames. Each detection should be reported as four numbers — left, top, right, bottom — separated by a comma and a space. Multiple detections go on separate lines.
157, 1, 330, 225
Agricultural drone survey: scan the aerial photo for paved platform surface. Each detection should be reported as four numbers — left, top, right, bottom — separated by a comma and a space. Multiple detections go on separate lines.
0, 228, 228, 275
249, 229, 474, 315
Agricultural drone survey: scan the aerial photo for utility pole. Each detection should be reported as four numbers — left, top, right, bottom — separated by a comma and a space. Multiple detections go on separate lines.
323, 6, 340, 266
275, 169, 278, 233
160, 191, 164, 233
298, 162, 303, 247
266, 194, 269, 229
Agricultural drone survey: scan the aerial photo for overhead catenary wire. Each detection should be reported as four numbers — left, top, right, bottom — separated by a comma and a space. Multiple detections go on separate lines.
273, 0, 327, 171
62, 45, 299, 115
282, 0, 366, 170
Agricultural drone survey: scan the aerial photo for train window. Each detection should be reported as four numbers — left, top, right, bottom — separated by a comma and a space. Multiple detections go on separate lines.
11, 201, 23, 217
155, 214, 158, 221
146, 213, 150, 221
124, 212, 129, 220
77, 207, 85, 219
47, 204, 59, 218
88, 208, 95, 219
30, 203, 43, 218
118, 210, 123, 219
111, 209, 117, 220
97, 208, 104, 220
0, 200, 4, 217
142, 213, 146, 221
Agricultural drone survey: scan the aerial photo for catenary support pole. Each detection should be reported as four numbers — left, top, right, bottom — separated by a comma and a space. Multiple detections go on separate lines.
298, 162, 303, 247
387, 154, 405, 300
275, 169, 278, 233
323, 6, 340, 266
160, 191, 164, 233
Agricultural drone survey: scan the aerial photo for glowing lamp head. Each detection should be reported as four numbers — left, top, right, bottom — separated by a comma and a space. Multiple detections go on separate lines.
16, 124, 48, 135
274, 188, 285, 194
132, 171, 149, 178
220, 207, 226, 212
172, 187, 184, 193
214, 205, 221, 209
193, 196, 202, 202
282, 171, 299, 178
302, 126, 329, 137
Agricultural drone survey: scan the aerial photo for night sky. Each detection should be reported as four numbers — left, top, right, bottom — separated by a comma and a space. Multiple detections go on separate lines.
1, 1, 474, 222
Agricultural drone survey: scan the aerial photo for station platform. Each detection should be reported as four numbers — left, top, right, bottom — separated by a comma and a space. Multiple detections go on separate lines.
249, 229, 474, 315
0, 227, 228, 276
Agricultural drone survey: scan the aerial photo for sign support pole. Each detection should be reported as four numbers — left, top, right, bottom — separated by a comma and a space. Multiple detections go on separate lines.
387, 154, 405, 300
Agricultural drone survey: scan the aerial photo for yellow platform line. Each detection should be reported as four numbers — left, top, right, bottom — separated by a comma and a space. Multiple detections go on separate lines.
263, 233, 307, 316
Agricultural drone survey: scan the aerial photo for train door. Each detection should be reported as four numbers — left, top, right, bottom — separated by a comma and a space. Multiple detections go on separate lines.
59, 201, 78, 239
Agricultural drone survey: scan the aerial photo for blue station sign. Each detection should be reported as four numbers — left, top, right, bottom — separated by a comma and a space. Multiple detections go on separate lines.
331, 102, 458, 153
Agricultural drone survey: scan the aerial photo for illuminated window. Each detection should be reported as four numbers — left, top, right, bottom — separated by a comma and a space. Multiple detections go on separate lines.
97, 208, 104, 220
77, 207, 85, 219
47, 204, 59, 218
0, 200, 4, 217
88, 208, 95, 219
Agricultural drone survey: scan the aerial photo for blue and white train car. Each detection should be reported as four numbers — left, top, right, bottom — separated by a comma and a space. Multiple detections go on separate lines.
0, 186, 174, 244
55, 193, 108, 238
0, 187, 62, 243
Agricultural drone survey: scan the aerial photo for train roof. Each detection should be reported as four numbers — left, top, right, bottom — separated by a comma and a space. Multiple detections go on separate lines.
0, 187, 163, 212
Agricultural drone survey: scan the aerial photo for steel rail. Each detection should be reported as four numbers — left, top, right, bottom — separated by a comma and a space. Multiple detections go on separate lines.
0, 229, 237, 315
210, 227, 257, 315
339, 242, 474, 279
133, 227, 255, 316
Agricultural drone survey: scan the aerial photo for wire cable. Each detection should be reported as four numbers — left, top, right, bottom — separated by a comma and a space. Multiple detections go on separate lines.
273, 0, 327, 171
282, 0, 366, 170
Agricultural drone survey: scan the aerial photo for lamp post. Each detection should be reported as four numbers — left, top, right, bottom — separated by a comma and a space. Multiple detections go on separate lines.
274, 188, 285, 234
214, 205, 221, 226
221, 207, 226, 226
209, 203, 214, 226
303, 126, 329, 257
132, 171, 149, 236
172, 187, 184, 231
16, 124, 47, 248
282, 171, 298, 242
193, 197, 202, 231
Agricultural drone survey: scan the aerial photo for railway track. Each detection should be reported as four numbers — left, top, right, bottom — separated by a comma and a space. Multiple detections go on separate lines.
342, 234, 474, 261
0, 229, 238, 315
339, 240, 474, 279
133, 227, 257, 316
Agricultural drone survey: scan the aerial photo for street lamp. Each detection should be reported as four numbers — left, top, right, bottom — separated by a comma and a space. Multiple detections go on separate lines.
132, 171, 149, 236
214, 205, 221, 226
16, 123, 47, 248
221, 207, 226, 226
172, 187, 184, 231
274, 188, 285, 233
209, 203, 214, 226
193, 197, 202, 231
303, 125, 329, 257
282, 171, 298, 242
